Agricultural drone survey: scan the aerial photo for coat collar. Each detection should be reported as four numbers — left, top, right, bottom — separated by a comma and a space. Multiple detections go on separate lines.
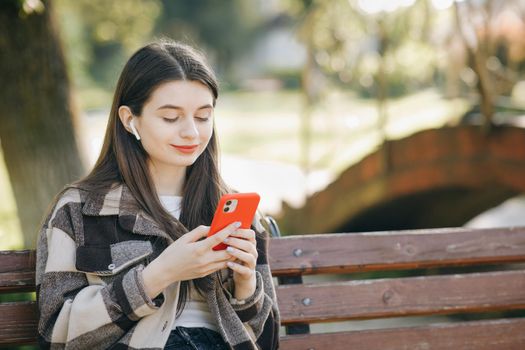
80, 182, 187, 240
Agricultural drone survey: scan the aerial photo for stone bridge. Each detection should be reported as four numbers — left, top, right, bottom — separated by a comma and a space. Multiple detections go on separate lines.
277, 125, 525, 235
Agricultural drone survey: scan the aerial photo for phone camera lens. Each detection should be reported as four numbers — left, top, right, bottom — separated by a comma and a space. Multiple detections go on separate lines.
224, 207, 230, 212
226, 200, 232, 205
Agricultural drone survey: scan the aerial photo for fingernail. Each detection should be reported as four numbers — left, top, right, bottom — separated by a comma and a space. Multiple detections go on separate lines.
227, 261, 234, 267
226, 246, 234, 253
223, 237, 229, 243
234, 221, 242, 228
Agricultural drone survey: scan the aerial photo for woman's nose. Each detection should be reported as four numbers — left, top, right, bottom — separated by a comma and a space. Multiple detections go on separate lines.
180, 118, 198, 139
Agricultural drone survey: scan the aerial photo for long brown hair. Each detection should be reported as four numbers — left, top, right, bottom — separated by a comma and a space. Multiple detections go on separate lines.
75, 38, 229, 313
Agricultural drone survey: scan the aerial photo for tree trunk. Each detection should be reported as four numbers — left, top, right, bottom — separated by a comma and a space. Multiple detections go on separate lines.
453, 2, 495, 132
0, 0, 85, 248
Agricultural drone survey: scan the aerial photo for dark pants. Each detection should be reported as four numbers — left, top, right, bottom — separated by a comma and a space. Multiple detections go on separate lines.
164, 327, 229, 350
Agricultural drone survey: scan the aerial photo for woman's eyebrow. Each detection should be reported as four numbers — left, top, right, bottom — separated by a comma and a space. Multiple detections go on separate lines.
156, 104, 213, 111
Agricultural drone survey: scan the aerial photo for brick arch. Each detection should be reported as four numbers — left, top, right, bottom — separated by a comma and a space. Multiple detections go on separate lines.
278, 125, 525, 234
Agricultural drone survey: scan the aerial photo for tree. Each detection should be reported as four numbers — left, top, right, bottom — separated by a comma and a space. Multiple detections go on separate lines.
453, 0, 525, 131
154, 0, 263, 85
54, 0, 162, 91
0, 0, 85, 247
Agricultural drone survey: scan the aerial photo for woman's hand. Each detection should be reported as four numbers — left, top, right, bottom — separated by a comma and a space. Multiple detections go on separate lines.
142, 222, 241, 299
224, 228, 258, 300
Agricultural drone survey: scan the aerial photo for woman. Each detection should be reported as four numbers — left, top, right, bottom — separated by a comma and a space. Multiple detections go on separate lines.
36, 39, 280, 349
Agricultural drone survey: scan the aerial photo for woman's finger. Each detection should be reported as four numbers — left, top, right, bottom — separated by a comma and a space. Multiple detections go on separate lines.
228, 229, 256, 243
181, 225, 210, 243
198, 221, 240, 251
227, 261, 254, 277
209, 250, 233, 263
224, 237, 257, 256
202, 260, 230, 276
226, 246, 256, 269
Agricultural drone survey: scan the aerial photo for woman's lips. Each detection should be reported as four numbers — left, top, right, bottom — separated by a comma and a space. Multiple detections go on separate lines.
170, 144, 198, 154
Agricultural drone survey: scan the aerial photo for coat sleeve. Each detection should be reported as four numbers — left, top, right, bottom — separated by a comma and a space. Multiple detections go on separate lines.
35, 189, 162, 349
226, 212, 281, 350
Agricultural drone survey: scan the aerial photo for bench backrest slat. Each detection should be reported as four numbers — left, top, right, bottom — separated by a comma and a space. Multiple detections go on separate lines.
269, 227, 525, 276
278, 270, 525, 324
0, 250, 36, 273
0, 271, 36, 293
0, 301, 38, 346
0, 250, 37, 293
280, 317, 525, 350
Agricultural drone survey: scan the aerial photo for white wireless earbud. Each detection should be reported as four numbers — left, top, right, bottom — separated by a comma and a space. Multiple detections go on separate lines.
129, 119, 141, 140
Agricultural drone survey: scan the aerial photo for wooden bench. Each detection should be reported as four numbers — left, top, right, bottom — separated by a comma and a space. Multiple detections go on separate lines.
2, 226, 525, 348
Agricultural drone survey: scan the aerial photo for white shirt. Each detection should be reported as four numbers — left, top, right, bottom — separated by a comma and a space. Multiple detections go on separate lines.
158, 195, 219, 332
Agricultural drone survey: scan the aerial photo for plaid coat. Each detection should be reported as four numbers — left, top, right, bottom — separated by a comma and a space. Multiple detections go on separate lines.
36, 183, 280, 349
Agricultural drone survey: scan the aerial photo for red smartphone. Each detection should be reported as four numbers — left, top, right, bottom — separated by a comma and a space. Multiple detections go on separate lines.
208, 192, 261, 250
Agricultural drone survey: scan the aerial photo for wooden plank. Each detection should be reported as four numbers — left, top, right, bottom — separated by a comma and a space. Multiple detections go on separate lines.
0, 250, 36, 293
0, 301, 38, 345
277, 270, 525, 324
280, 317, 525, 350
269, 227, 525, 276
0, 250, 35, 273
0, 271, 36, 292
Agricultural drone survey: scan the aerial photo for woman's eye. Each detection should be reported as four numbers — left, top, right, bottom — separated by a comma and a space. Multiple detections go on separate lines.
196, 115, 210, 122
163, 117, 178, 123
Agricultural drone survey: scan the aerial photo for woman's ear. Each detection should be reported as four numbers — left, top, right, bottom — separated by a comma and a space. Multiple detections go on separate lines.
118, 106, 134, 133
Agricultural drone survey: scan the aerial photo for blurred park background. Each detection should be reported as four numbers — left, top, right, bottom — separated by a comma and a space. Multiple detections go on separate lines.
2, 0, 525, 251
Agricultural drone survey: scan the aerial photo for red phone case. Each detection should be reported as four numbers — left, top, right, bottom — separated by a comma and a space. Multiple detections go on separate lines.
208, 193, 260, 250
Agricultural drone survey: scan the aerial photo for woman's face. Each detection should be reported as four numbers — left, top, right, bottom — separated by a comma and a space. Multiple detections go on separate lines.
127, 80, 215, 170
